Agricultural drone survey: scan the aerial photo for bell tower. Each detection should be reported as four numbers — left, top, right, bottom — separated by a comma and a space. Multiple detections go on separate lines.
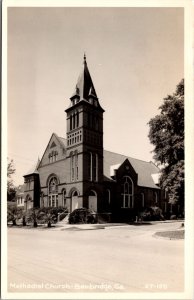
65, 55, 105, 211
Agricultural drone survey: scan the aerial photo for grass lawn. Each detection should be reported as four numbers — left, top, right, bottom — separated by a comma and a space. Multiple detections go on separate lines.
155, 230, 184, 239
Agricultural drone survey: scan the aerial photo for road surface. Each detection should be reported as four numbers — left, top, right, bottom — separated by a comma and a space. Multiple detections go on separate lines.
7, 221, 184, 293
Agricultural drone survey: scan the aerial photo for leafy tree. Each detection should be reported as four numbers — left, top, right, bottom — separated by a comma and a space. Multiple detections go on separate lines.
26, 208, 41, 227
7, 204, 24, 226
38, 207, 67, 227
148, 79, 184, 208
25, 207, 67, 228
7, 158, 16, 201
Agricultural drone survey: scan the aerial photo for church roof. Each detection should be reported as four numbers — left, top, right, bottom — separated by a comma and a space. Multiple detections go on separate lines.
71, 54, 97, 101
15, 184, 25, 196
31, 130, 159, 189
58, 136, 67, 147
103, 150, 160, 189
45, 134, 159, 189
24, 158, 40, 177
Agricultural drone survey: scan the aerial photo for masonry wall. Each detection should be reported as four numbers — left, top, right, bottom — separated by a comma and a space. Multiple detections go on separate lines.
23, 174, 40, 209
40, 134, 66, 167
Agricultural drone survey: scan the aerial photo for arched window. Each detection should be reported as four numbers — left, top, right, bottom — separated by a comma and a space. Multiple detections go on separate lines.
154, 191, 158, 204
105, 189, 111, 207
89, 190, 96, 197
75, 153, 79, 180
93, 115, 96, 129
88, 152, 92, 181
121, 176, 134, 208
70, 115, 72, 131
96, 117, 99, 130
170, 203, 173, 213
62, 189, 66, 208
73, 114, 76, 129
92, 114, 95, 129
48, 177, 58, 207
88, 113, 93, 128
164, 202, 167, 213
141, 193, 144, 208
25, 195, 33, 210
88, 152, 98, 181
71, 156, 74, 181
72, 190, 78, 197
40, 192, 45, 208
88, 190, 97, 211
88, 112, 91, 127
93, 153, 98, 181
77, 112, 79, 127
70, 152, 78, 182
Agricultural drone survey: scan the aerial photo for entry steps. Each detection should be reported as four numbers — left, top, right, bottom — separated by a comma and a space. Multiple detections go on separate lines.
58, 213, 70, 224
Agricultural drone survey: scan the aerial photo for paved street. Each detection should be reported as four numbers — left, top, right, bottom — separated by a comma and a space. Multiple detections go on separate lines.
7, 221, 184, 293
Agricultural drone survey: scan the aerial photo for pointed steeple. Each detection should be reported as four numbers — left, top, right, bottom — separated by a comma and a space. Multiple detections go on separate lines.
71, 54, 97, 102
83, 52, 86, 64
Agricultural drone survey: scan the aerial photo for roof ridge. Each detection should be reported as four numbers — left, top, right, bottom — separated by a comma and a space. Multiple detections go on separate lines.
104, 149, 153, 164
53, 133, 66, 149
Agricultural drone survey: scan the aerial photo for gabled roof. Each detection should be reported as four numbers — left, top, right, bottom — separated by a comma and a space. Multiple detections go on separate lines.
71, 55, 97, 101
58, 136, 67, 148
151, 173, 160, 185
37, 133, 67, 168
15, 184, 25, 195
24, 131, 159, 189
24, 158, 40, 177
103, 150, 160, 189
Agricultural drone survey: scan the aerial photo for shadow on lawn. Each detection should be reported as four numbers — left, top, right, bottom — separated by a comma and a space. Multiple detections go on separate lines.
128, 222, 152, 226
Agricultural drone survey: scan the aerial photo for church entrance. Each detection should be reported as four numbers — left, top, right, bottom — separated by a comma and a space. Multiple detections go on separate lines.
88, 190, 97, 212
71, 190, 82, 212
25, 195, 33, 210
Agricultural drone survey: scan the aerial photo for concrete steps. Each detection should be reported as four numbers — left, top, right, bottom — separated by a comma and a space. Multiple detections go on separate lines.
58, 213, 70, 224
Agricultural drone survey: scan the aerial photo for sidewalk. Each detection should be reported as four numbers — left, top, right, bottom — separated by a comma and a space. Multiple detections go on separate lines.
50, 222, 128, 231
50, 219, 184, 231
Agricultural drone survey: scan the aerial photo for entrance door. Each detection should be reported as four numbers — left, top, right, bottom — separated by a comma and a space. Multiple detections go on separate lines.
88, 190, 97, 212
71, 191, 82, 212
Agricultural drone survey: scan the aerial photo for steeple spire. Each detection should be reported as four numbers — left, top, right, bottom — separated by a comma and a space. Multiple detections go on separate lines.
70, 55, 97, 101
83, 53, 86, 64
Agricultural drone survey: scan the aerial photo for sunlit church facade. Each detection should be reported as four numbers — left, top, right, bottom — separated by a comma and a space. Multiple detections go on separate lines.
23, 56, 168, 221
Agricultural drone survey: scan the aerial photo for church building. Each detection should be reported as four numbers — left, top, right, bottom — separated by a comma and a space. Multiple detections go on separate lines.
23, 55, 168, 222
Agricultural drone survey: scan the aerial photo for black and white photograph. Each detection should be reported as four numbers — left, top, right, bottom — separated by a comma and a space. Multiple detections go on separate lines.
2, 0, 193, 299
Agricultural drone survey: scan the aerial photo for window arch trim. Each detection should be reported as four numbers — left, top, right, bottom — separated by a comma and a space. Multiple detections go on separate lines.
121, 176, 134, 208
46, 173, 60, 186
47, 175, 59, 208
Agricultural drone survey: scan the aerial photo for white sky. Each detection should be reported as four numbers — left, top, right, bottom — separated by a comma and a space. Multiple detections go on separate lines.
7, 7, 184, 186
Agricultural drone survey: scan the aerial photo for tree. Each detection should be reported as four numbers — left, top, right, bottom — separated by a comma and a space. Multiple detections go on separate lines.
7, 158, 16, 201
38, 207, 67, 227
26, 208, 41, 227
7, 204, 23, 226
148, 79, 184, 208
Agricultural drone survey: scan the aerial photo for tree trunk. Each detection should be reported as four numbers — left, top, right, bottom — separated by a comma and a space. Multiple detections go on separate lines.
34, 221, 37, 227
12, 219, 16, 226
48, 221, 51, 228
23, 217, 26, 226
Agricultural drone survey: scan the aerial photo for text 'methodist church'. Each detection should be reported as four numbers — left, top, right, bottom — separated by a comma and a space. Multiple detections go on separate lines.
23, 55, 168, 221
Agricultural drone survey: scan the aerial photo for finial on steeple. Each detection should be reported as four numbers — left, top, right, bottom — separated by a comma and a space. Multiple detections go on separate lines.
83, 52, 86, 64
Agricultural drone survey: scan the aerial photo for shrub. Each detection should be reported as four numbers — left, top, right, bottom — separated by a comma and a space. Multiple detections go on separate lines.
69, 208, 97, 224
7, 205, 68, 228
140, 206, 164, 221
25, 208, 42, 227
7, 204, 24, 226
38, 207, 68, 227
